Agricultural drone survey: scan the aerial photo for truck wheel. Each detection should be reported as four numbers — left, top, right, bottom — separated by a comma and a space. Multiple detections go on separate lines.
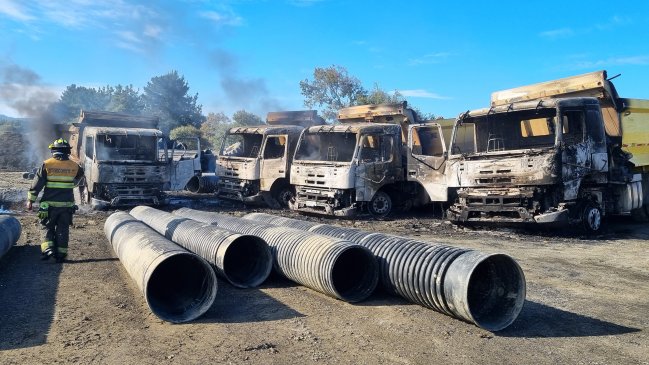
275, 186, 294, 208
581, 202, 603, 234
369, 191, 392, 218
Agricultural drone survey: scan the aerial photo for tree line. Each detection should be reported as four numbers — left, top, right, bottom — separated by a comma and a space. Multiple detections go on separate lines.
46, 65, 436, 150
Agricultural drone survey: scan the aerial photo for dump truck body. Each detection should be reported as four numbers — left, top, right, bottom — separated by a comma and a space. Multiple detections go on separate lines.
290, 102, 448, 217
216, 110, 323, 207
447, 71, 649, 231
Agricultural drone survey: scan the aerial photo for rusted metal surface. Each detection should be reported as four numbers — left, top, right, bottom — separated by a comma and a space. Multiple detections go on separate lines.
266, 110, 325, 126
290, 123, 406, 216
447, 93, 646, 228
216, 112, 323, 207
490, 70, 617, 108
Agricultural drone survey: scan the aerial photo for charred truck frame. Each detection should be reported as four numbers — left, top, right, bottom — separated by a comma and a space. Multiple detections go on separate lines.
216, 110, 324, 208
65, 111, 202, 209
446, 71, 649, 232
289, 102, 452, 217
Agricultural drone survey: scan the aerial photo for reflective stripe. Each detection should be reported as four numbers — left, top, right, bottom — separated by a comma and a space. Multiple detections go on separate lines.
47, 176, 75, 182
43, 201, 75, 207
41, 241, 54, 252
28, 191, 38, 201
57, 247, 68, 254
46, 182, 75, 189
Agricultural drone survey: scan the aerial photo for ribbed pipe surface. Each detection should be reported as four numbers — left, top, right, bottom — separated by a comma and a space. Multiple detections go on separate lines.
173, 208, 378, 303
242, 212, 526, 331
130, 206, 272, 288
0, 215, 21, 260
186, 175, 218, 193
104, 212, 217, 323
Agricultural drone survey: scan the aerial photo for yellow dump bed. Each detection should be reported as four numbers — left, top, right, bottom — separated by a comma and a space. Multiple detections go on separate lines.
620, 98, 649, 168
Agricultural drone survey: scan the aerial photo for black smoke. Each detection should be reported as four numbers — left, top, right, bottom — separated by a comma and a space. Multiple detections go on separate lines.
0, 62, 63, 167
211, 49, 283, 114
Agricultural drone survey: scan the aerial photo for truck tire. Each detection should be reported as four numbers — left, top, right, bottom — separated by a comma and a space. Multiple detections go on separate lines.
580, 202, 603, 234
369, 191, 392, 219
275, 186, 294, 208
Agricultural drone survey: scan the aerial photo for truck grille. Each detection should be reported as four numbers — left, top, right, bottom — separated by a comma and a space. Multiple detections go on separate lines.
223, 166, 240, 177
122, 166, 165, 183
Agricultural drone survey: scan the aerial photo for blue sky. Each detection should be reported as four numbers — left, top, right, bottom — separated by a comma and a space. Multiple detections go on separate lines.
1, 0, 648, 120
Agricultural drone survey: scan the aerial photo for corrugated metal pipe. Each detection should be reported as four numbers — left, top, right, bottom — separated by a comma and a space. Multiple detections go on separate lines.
129, 206, 272, 288
104, 212, 217, 323
172, 208, 378, 303
186, 174, 218, 193
0, 215, 21, 259
242, 213, 526, 332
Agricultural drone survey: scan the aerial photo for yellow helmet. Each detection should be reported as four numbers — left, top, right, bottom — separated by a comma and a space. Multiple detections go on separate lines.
49, 138, 71, 155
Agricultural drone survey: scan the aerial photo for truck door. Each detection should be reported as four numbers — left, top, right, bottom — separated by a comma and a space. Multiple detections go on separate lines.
406, 123, 447, 201
355, 132, 398, 202
82, 135, 94, 194
260, 135, 288, 192
560, 110, 590, 200
169, 137, 201, 191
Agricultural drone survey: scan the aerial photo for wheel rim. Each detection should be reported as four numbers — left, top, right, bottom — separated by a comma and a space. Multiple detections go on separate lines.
586, 207, 601, 231
278, 189, 293, 206
371, 193, 391, 216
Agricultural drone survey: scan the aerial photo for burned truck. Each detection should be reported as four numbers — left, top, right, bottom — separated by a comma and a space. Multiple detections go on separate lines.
216, 110, 324, 207
64, 111, 201, 208
446, 70, 649, 232
289, 102, 451, 217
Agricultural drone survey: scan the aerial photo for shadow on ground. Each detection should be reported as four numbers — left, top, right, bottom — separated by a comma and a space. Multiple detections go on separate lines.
497, 300, 640, 338
196, 275, 304, 324
0, 245, 62, 351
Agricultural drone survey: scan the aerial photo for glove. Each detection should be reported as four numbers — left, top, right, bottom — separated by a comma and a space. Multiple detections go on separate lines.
37, 202, 49, 220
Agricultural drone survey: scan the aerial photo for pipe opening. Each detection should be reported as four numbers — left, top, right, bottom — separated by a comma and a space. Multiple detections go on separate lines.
185, 176, 200, 193
146, 253, 216, 323
331, 247, 378, 302
466, 254, 526, 331
223, 236, 272, 288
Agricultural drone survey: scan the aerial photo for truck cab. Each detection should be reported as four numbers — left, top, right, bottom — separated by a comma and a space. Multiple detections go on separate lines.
216, 110, 324, 207
66, 110, 201, 208
289, 102, 448, 217
446, 70, 649, 232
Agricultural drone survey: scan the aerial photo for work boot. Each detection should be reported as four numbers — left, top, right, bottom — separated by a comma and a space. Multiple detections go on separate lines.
41, 248, 54, 261
55, 254, 67, 263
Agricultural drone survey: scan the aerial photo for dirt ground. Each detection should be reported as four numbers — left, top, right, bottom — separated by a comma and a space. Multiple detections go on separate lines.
1, 172, 648, 365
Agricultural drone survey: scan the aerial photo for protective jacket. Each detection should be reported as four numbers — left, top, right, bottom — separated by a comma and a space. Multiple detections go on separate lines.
28, 156, 84, 207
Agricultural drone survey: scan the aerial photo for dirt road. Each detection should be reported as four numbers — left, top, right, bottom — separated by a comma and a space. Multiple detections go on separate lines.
1, 173, 648, 364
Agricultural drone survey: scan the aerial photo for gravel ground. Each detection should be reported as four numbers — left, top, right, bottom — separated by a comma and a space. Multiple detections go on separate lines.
1, 172, 648, 364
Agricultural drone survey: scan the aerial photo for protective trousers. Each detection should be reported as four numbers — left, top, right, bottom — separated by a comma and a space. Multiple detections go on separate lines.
40, 206, 74, 258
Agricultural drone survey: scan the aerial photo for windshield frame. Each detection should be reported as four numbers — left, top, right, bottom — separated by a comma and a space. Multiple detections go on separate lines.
219, 132, 264, 160
94, 133, 164, 162
293, 130, 359, 164
449, 107, 560, 157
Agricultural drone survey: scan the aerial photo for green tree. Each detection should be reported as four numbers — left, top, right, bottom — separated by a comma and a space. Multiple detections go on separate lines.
143, 71, 204, 133
170, 124, 201, 139
299, 65, 367, 122
56, 84, 113, 122
355, 83, 405, 105
200, 112, 232, 150
169, 124, 211, 150
107, 85, 144, 114
232, 109, 263, 126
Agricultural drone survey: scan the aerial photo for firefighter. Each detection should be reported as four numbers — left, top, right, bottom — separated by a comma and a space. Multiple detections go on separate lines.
27, 138, 84, 263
